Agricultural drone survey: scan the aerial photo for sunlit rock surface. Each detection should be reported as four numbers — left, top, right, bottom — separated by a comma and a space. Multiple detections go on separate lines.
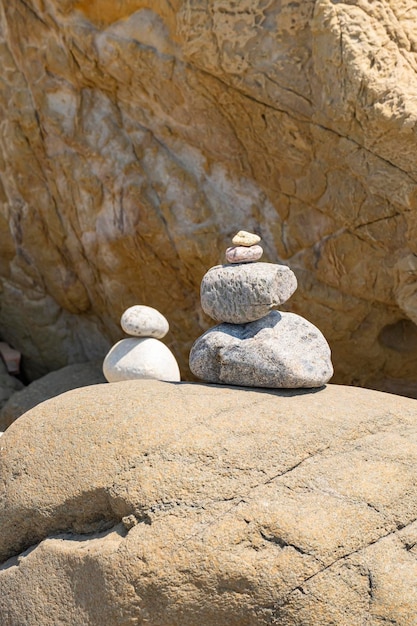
1, 1, 417, 392
1, 381, 417, 624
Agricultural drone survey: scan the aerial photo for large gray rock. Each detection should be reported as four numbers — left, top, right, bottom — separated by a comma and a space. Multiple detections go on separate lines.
189, 311, 333, 388
0, 361, 106, 430
200, 263, 297, 324
1, 380, 417, 625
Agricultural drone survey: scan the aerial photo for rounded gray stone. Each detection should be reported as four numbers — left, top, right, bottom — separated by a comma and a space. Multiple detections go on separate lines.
121, 305, 169, 338
189, 311, 333, 388
200, 263, 297, 324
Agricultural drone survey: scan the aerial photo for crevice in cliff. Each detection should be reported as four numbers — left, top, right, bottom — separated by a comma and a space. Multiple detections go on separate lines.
313, 120, 417, 184
16, 0, 48, 27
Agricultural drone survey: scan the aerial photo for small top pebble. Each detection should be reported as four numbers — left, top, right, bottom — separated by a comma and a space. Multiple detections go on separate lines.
121, 305, 169, 339
232, 230, 261, 247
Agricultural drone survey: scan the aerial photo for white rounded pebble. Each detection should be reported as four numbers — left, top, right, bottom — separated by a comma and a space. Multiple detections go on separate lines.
103, 338, 181, 383
225, 245, 263, 264
121, 305, 169, 338
232, 230, 261, 246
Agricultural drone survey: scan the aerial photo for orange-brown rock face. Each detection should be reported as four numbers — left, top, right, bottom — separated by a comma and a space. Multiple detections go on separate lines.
1, 0, 417, 391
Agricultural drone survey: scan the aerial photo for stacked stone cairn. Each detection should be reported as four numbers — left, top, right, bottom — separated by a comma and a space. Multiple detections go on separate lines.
189, 230, 333, 388
103, 305, 180, 383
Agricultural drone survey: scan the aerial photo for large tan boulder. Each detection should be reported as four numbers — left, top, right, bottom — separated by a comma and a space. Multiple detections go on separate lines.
1, 380, 417, 624
0, 360, 106, 430
2, 1, 417, 390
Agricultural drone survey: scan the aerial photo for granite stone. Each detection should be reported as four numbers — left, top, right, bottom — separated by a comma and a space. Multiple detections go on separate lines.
200, 263, 297, 324
189, 311, 333, 388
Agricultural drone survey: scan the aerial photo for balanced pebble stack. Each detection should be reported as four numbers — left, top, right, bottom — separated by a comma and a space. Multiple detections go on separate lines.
103, 305, 180, 383
189, 231, 333, 388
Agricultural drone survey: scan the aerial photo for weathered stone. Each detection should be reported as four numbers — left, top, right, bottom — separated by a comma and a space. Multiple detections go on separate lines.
0, 361, 106, 431
225, 244, 263, 264
201, 263, 297, 323
2, 2, 417, 391
103, 337, 180, 382
0, 342, 21, 375
189, 311, 333, 388
120, 305, 169, 338
232, 230, 261, 247
1, 380, 417, 624
0, 359, 24, 414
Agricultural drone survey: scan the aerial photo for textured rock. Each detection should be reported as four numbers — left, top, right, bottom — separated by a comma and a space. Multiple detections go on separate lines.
0, 342, 21, 374
120, 305, 169, 338
189, 311, 333, 388
0, 359, 24, 413
225, 244, 263, 264
232, 230, 261, 247
103, 337, 180, 382
201, 263, 297, 324
0, 361, 106, 430
3, 2, 417, 391
1, 380, 417, 625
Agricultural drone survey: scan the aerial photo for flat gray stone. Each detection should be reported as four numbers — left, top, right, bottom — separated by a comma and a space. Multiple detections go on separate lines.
200, 263, 297, 324
189, 311, 333, 388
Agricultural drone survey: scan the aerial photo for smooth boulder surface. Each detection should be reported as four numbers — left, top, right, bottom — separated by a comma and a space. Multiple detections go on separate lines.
200, 263, 298, 324
190, 311, 333, 388
103, 337, 181, 382
0, 361, 106, 430
1, 380, 417, 625
4, 2, 417, 391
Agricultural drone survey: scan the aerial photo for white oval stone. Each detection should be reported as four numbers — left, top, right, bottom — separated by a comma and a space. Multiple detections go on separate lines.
121, 305, 169, 338
103, 338, 180, 382
225, 244, 263, 263
232, 230, 261, 246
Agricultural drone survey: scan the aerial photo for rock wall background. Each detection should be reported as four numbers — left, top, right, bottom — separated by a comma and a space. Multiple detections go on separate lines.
1, 0, 417, 392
